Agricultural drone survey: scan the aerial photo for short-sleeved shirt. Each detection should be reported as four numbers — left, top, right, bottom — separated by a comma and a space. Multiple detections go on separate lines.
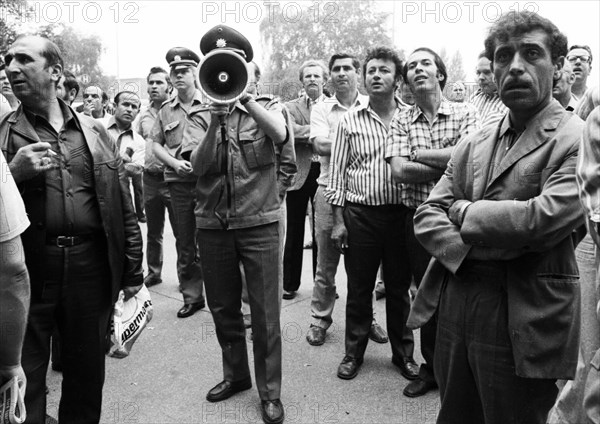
150, 90, 205, 182
136, 104, 164, 174
468, 89, 507, 127
106, 117, 145, 167
310, 93, 369, 187
0, 153, 29, 242
385, 98, 480, 209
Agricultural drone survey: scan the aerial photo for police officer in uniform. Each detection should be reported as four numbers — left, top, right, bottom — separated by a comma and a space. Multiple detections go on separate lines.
186, 26, 288, 424
151, 47, 205, 318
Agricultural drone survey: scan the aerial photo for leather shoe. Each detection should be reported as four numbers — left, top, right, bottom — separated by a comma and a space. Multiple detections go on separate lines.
403, 378, 438, 397
144, 276, 162, 288
368, 321, 388, 344
260, 399, 284, 424
282, 290, 296, 300
392, 356, 419, 380
306, 325, 326, 346
206, 378, 252, 402
337, 355, 363, 380
177, 301, 205, 318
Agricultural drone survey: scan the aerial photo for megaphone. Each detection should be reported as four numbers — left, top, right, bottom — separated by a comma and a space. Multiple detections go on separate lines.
198, 49, 249, 105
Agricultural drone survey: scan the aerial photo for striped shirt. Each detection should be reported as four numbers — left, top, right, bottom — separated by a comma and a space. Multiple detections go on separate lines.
577, 107, 600, 225
385, 99, 480, 208
468, 89, 507, 127
326, 99, 405, 207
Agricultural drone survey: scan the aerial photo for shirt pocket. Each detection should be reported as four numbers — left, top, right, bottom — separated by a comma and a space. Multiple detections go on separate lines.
163, 120, 181, 148
240, 134, 275, 169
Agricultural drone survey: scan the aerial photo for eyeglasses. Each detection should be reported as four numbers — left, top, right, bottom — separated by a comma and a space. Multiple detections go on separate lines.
566, 55, 591, 64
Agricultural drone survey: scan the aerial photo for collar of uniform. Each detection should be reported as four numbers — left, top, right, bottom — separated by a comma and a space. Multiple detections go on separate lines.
170, 89, 204, 108
408, 97, 453, 124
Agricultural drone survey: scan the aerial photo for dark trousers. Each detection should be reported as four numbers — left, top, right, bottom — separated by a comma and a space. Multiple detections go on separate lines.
283, 162, 319, 291
198, 223, 282, 400
125, 164, 145, 220
343, 203, 414, 360
168, 182, 204, 304
22, 239, 112, 424
144, 172, 177, 284
435, 260, 558, 424
403, 206, 437, 384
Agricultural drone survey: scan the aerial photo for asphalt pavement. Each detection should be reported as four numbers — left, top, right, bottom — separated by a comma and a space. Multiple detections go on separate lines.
46, 221, 439, 424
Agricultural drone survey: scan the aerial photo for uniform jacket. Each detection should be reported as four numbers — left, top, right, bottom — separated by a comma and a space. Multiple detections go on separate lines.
285, 95, 316, 191
411, 100, 585, 379
0, 105, 143, 304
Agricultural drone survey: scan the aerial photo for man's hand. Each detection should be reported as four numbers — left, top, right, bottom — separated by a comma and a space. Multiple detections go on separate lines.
448, 199, 472, 227
0, 365, 27, 398
122, 284, 143, 302
331, 221, 349, 254
209, 102, 229, 119
9, 142, 57, 182
83, 101, 95, 116
173, 160, 193, 177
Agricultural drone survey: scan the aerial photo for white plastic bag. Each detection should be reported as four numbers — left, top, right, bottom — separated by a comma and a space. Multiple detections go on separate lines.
107, 285, 153, 358
0, 376, 25, 424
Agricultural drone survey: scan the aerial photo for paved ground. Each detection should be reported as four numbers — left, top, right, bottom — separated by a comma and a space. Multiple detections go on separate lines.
46, 221, 440, 424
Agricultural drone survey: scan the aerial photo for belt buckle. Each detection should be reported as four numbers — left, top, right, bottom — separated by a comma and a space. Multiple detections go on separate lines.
55, 236, 75, 248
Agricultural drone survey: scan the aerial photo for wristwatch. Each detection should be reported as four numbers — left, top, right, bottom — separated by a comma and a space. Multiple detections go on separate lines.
409, 148, 418, 162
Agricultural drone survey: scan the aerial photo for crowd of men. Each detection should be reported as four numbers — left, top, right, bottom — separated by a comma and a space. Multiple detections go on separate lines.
0, 10, 599, 424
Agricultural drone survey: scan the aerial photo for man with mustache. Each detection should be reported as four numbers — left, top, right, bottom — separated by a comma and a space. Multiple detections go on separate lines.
386, 47, 479, 398
105, 91, 146, 223
410, 11, 585, 423
281, 60, 326, 300
468, 51, 508, 127
567, 44, 593, 100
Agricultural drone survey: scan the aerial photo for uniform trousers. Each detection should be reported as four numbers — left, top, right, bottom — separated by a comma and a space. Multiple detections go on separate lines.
168, 181, 204, 304
198, 222, 282, 400
144, 172, 176, 284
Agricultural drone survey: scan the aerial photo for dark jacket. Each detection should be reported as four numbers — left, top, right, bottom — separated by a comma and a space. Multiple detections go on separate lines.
0, 105, 143, 304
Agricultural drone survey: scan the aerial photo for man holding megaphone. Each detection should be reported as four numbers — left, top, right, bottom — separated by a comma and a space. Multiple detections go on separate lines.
186, 25, 288, 424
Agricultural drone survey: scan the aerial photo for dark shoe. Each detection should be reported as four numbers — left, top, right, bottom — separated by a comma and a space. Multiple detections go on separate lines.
144, 276, 163, 288
283, 290, 297, 300
403, 378, 438, 397
177, 301, 205, 318
392, 356, 420, 380
206, 378, 252, 402
261, 399, 284, 424
368, 321, 388, 344
306, 325, 326, 346
337, 355, 363, 380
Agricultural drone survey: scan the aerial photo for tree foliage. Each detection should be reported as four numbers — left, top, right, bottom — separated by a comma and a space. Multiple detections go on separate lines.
259, 0, 396, 100
0, 0, 32, 55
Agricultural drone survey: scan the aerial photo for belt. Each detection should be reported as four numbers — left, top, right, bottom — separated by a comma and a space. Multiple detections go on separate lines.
46, 233, 100, 248
144, 170, 164, 178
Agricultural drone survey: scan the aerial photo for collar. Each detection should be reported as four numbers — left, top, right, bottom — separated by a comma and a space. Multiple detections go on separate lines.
566, 95, 579, 112
329, 92, 369, 110
498, 100, 560, 138
409, 97, 453, 123
22, 99, 81, 131
305, 93, 326, 108
170, 89, 204, 108
106, 116, 133, 135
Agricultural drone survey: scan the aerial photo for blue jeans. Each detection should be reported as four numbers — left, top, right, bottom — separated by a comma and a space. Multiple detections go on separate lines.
168, 182, 204, 304
198, 223, 282, 400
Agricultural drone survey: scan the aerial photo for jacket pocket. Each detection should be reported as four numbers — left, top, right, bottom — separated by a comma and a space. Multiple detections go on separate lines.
241, 136, 275, 169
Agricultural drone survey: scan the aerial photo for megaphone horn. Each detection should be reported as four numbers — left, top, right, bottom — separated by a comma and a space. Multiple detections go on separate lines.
198, 49, 249, 105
